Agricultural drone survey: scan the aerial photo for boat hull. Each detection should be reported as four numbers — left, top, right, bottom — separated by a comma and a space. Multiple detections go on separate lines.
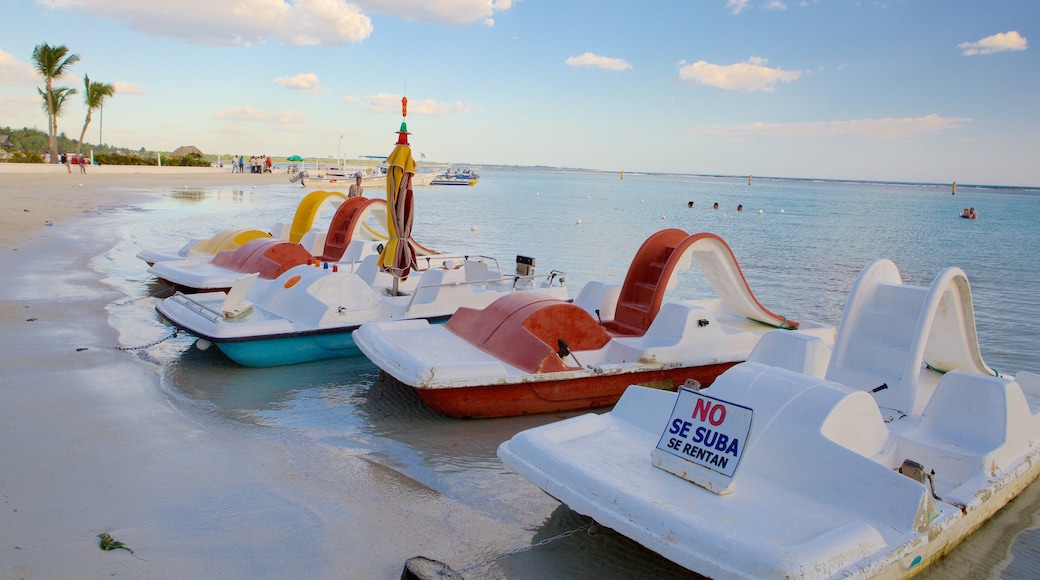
213, 329, 361, 367
413, 361, 736, 418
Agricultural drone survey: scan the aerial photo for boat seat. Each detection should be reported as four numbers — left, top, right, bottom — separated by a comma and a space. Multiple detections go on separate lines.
899, 371, 1039, 488
211, 238, 312, 280
446, 292, 611, 374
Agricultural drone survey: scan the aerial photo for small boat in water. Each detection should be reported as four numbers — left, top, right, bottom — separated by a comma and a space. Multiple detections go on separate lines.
354, 229, 834, 418
137, 189, 348, 265
148, 197, 413, 292
430, 167, 479, 186
499, 258, 1040, 578
155, 254, 568, 367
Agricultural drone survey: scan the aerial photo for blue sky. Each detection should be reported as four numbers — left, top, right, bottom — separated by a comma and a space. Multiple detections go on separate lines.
1, 0, 1037, 186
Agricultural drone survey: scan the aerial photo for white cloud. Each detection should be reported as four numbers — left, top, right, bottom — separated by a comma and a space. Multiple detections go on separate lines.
112, 81, 147, 95
959, 31, 1028, 56
213, 105, 272, 121
0, 95, 39, 119
273, 110, 307, 132
35, 0, 373, 47
357, 0, 512, 26
0, 49, 40, 87
274, 73, 327, 93
688, 114, 970, 139
726, 0, 749, 14
678, 56, 801, 92
565, 52, 632, 71
342, 96, 362, 103
765, 1, 787, 10
361, 92, 472, 116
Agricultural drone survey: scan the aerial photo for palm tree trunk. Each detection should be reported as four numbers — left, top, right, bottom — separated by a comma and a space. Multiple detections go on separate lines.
77, 110, 94, 158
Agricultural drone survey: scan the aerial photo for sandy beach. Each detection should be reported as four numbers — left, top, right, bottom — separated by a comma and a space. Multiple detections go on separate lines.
0, 163, 518, 579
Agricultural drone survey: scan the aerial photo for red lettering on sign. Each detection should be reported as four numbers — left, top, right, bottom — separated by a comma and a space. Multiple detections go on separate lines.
692, 399, 726, 426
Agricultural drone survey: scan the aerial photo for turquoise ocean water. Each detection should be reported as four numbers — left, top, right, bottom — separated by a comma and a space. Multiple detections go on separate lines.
104, 168, 1040, 577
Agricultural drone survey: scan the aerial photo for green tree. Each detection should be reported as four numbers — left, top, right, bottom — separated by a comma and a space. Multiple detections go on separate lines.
38, 86, 78, 160
31, 43, 80, 163
76, 74, 115, 157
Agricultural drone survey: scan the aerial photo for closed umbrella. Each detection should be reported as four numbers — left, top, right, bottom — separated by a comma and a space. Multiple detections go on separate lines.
378, 97, 417, 295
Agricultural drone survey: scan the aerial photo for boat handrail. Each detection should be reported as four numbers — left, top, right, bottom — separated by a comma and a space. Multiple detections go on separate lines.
170, 292, 225, 323
403, 269, 567, 313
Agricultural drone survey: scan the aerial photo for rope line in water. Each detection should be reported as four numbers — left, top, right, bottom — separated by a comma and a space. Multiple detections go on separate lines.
455, 521, 593, 574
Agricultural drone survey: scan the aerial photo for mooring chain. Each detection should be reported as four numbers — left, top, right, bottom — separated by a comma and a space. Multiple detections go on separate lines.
455, 522, 593, 575
116, 329, 180, 351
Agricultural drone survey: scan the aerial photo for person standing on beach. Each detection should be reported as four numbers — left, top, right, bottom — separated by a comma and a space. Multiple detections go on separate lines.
348, 173, 364, 198
238, 155, 244, 174
230, 154, 238, 173
78, 154, 86, 174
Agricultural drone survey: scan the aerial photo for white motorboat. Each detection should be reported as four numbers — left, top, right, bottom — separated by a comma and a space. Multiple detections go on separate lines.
498, 258, 1039, 578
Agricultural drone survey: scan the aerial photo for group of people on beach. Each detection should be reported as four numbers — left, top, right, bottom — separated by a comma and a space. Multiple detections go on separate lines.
230, 155, 271, 174
60, 152, 87, 174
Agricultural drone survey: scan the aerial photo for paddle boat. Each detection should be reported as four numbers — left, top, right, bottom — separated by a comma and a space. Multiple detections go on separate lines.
155, 253, 569, 367
498, 258, 1040, 579
137, 189, 348, 265
148, 196, 412, 293
353, 230, 835, 418
430, 167, 479, 186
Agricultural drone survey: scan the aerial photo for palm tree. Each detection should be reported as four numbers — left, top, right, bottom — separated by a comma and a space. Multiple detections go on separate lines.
76, 74, 115, 157
31, 43, 80, 163
38, 86, 78, 156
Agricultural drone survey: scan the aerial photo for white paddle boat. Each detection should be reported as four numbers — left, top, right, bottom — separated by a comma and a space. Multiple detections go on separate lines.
155, 253, 568, 367
354, 229, 834, 418
498, 258, 1040, 578
148, 196, 423, 292
137, 189, 348, 265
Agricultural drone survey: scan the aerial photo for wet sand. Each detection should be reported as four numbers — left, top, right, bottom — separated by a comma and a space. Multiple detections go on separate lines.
0, 164, 511, 578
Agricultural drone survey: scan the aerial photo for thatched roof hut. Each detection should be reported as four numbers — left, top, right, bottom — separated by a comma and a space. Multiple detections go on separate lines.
172, 145, 204, 157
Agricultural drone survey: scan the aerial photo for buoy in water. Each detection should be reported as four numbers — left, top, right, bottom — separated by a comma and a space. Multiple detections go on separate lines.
661, 214, 666, 220
470, 225, 477, 231
758, 209, 763, 214
576, 219, 583, 224
780, 209, 785, 213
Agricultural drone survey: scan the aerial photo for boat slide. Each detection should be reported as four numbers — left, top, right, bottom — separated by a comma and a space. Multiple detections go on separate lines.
498, 258, 1036, 578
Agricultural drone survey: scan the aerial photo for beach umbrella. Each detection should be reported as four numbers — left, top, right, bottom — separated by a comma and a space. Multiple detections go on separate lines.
377, 97, 417, 295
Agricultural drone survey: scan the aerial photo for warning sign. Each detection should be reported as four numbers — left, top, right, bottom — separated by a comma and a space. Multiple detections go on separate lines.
654, 386, 753, 479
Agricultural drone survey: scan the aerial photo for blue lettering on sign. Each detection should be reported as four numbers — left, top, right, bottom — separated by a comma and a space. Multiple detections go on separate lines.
688, 426, 739, 457
680, 442, 730, 469
668, 419, 693, 438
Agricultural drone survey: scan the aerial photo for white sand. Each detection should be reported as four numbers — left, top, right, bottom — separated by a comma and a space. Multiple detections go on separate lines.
0, 163, 520, 578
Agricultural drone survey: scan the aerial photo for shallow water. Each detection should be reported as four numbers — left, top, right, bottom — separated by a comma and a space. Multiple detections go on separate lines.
101, 170, 1040, 577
